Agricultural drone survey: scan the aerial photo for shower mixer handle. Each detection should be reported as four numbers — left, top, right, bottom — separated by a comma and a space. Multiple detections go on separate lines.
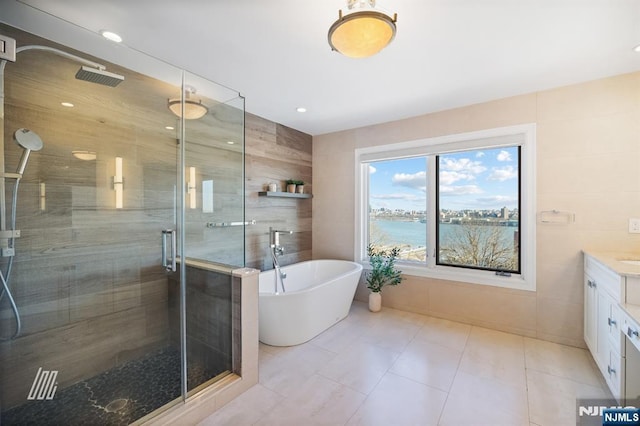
0, 230, 20, 257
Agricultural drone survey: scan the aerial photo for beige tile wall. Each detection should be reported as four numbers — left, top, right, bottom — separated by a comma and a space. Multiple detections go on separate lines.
313, 72, 640, 348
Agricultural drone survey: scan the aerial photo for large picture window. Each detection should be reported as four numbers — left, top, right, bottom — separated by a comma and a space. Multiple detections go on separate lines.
356, 125, 535, 291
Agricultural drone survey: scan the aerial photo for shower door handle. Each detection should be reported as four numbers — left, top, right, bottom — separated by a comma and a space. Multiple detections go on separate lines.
161, 229, 177, 272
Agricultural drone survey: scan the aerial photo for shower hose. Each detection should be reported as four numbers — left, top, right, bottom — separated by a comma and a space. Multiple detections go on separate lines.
0, 178, 22, 340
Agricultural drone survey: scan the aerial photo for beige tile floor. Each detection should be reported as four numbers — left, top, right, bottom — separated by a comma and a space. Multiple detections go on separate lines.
199, 301, 610, 426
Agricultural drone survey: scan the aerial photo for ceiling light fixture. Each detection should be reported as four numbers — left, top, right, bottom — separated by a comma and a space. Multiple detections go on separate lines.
100, 30, 122, 43
168, 85, 208, 120
634, 44, 640, 52
296, 107, 307, 113
61, 102, 74, 107
328, 0, 397, 58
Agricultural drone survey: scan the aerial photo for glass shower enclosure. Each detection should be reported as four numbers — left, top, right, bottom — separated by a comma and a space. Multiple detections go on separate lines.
0, 22, 245, 425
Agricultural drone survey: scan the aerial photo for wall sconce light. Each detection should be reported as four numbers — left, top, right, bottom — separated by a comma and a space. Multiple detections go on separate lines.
113, 156, 124, 209
39, 182, 46, 211
188, 166, 197, 209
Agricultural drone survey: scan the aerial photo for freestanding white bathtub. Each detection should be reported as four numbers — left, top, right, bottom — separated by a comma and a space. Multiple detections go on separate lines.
259, 259, 363, 346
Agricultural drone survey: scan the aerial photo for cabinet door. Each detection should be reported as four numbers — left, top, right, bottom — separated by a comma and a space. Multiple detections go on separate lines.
584, 274, 598, 354
597, 289, 614, 372
606, 347, 623, 402
608, 303, 622, 352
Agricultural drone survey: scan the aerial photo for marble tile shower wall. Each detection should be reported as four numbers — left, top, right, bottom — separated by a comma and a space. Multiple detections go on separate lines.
0, 24, 247, 411
0, 37, 178, 410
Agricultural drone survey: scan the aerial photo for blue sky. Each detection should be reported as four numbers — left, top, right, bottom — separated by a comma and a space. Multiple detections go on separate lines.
369, 146, 519, 211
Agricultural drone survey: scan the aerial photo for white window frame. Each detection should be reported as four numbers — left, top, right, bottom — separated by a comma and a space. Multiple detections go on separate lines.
355, 124, 536, 291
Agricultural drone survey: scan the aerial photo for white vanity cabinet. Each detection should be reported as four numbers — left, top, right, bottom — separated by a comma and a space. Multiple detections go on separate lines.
584, 254, 626, 400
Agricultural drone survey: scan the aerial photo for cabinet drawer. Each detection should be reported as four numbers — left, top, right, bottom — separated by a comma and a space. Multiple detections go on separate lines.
585, 255, 623, 301
624, 315, 640, 353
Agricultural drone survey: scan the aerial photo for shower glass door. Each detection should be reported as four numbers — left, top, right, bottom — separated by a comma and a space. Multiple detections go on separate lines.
181, 72, 245, 395
0, 22, 244, 425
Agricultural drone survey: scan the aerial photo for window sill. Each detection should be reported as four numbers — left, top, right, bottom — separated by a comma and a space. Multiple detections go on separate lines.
376, 262, 536, 292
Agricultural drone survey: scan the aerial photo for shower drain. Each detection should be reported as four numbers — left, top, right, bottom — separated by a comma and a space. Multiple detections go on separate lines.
105, 398, 129, 413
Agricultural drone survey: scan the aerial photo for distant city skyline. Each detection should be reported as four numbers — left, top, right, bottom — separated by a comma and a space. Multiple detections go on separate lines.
369, 146, 519, 211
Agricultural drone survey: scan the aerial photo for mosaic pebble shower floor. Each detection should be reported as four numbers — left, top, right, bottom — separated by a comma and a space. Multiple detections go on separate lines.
2, 347, 219, 426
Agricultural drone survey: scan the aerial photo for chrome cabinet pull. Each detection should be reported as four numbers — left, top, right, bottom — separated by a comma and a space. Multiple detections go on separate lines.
608, 365, 616, 375
587, 279, 597, 288
628, 327, 639, 338
608, 317, 617, 327
161, 229, 176, 272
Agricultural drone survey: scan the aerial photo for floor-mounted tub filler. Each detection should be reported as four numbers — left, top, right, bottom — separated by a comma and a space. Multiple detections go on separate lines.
258, 259, 363, 346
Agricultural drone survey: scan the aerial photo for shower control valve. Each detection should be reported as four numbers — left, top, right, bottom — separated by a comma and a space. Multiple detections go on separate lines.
0, 248, 15, 257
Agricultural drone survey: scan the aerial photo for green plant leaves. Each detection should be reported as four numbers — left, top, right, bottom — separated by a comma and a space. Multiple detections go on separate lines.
366, 244, 404, 293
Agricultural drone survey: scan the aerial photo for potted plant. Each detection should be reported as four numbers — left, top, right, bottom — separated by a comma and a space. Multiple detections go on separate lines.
286, 179, 297, 193
366, 244, 403, 312
286, 179, 305, 193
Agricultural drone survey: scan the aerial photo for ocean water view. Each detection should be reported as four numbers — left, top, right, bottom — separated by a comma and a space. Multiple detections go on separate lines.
370, 219, 518, 256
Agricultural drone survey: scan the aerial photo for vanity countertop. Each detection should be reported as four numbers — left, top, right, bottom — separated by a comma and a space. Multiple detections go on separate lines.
583, 250, 640, 278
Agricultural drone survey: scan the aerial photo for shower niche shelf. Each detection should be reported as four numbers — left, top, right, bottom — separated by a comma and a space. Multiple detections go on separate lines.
258, 191, 312, 199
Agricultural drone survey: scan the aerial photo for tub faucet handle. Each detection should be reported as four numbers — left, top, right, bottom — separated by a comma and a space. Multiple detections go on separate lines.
269, 227, 293, 247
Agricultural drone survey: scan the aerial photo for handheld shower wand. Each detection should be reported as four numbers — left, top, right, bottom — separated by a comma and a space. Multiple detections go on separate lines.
14, 128, 44, 176
0, 128, 45, 340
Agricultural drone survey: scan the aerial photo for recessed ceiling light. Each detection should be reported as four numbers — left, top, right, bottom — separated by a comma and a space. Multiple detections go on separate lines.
61, 102, 74, 107
165, 126, 175, 130
100, 30, 122, 43
634, 44, 640, 52
227, 141, 235, 145
296, 107, 307, 113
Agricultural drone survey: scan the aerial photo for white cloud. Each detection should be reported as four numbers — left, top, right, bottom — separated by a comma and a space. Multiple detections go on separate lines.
440, 157, 486, 174
392, 171, 426, 192
439, 170, 475, 185
439, 185, 483, 196
476, 152, 485, 158
497, 150, 512, 162
487, 165, 517, 181
369, 165, 377, 174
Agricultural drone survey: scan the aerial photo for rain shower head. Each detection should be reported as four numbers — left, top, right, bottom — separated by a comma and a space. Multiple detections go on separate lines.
13, 128, 44, 176
75, 66, 124, 87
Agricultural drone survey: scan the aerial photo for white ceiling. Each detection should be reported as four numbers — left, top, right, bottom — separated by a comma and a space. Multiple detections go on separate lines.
5, 0, 640, 136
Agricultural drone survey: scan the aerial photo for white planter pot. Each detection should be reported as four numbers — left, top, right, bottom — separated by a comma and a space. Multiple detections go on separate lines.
369, 292, 382, 312
296, 185, 304, 194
